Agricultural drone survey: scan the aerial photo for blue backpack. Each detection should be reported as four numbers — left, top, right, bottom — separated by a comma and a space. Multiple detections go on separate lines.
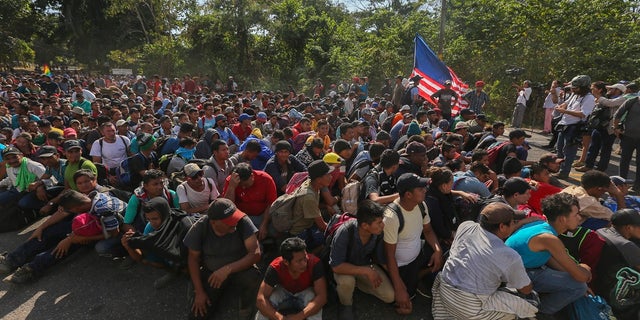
570, 295, 612, 320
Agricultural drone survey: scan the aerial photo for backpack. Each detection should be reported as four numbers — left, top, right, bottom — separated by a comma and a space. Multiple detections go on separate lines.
291, 131, 316, 153
154, 135, 172, 156
381, 115, 395, 132
569, 295, 612, 320
158, 153, 183, 173
341, 181, 362, 215
285, 172, 309, 194
115, 153, 144, 186
387, 201, 428, 234
127, 209, 200, 268
269, 181, 309, 232
324, 212, 357, 241
586, 105, 612, 130
401, 86, 414, 106
487, 141, 510, 170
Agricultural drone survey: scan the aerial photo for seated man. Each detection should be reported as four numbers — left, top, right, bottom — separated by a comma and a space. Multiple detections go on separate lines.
256, 237, 326, 320
383, 173, 443, 315
222, 162, 277, 241
433, 203, 539, 320
183, 198, 261, 320
0, 189, 123, 283
166, 137, 197, 176
263, 141, 307, 196
23, 146, 67, 215
561, 170, 624, 230
595, 209, 640, 319
176, 164, 219, 215
0, 146, 46, 209
331, 200, 394, 319
506, 193, 591, 317
362, 149, 400, 205
603, 176, 640, 212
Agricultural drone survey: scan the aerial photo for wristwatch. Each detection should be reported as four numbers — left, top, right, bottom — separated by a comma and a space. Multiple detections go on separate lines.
48, 202, 54, 206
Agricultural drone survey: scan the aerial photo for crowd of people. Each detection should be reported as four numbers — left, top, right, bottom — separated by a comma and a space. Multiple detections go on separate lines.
0, 71, 638, 320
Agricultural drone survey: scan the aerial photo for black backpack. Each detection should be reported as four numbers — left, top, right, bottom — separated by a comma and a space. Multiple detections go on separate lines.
401, 86, 414, 106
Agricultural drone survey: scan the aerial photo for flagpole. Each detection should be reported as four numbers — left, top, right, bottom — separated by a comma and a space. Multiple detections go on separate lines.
438, 0, 446, 59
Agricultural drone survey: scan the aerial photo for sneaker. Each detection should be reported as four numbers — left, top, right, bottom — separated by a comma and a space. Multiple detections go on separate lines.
0, 254, 16, 274
8, 266, 34, 284
575, 166, 592, 172
572, 161, 585, 168
153, 271, 179, 289
338, 304, 355, 320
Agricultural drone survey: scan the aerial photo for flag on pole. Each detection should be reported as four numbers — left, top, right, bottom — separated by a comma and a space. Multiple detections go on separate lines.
411, 34, 468, 116
43, 64, 52, 77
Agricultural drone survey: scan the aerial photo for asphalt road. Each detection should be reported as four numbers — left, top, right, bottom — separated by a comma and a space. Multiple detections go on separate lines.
0, 128, 635, 320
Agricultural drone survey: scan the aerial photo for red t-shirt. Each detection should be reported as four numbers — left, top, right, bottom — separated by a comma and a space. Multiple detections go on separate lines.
184, 79, 196, 93
264, 254, 323, 294
231, 123, 252, 142
222, 170, 277, 216
526, 181, 562, 215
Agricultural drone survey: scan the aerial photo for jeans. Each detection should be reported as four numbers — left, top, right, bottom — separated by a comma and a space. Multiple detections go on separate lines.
334, 264, 395, 305
619, 135, 640, 188
0, 188, 26, 207
398, 245, 429, 297
512, 103, 526, 128
255, 287, 321, 320
6, 218, 82, 277
585, 128, 616, 171
557, 124, 581, 175
188, 266, 262, 320
527, 266, 587, 314
18, 186, 66, 211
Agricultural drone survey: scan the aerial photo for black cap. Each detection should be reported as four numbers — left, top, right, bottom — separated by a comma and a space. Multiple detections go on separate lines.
397, 173, 429, 194
405, 141, 427, 155
275, 141, 292, 153
207, 198, 245, 226
63, 140, 82, 151
37, 145, 58, 158
2, 146, 22, 157
308, 160, 333, 180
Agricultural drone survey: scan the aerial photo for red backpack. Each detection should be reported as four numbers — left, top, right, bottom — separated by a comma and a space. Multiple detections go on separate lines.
487, 141, 510, 170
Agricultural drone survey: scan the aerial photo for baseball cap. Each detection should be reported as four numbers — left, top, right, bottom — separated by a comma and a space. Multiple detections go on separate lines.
215, 114, 227, 122
37, 145, 58, 158
63, 128, 77, 139
71, 107, 85, 115
399, 105, 411, 112
539, 153, 564, 165
183, 163, 203, 178
238, 113, 251, 122
570, 75, 591, 88
323, 152, 343, 164
480, 202, 526, 224
396, 173, 429, 194
115, 119, 127, 127
611, 176, 634, 186
503, 177, 532, 195
405, 141, 427, 155
460, 108, 475, 116
2, 146, 21, 157
208, 198, 245, 227
476, 114, 487, 121
63, 140, 83, 151
454, 122, 469, 130
475, 80, 485, 87
605, 83, 627, 92
308, 160, 334, 180
257, 112, 267, 120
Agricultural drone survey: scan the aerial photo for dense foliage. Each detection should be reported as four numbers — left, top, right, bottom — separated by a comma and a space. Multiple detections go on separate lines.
2, 0, 639, 124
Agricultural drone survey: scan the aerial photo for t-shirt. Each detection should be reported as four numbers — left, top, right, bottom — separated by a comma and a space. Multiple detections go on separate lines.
289, 179, 321, 235
183, 215, 257, 272
363, 167, 396, 198
516, 87, 532, 105
382, 199, 431, 266
64, 158, 97, 190
329, 220, 383, 267
442, 221, 530, 295
90, 136, 131, 169
506, 220, 557, 268
264, 254, 323, 294
176, 178, 219, 211
221, 170, 277, 216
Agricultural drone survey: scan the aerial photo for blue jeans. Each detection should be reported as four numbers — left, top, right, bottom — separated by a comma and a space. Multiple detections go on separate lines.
585, 128, 615, 171
527, 266, 587, 314
6, 218, 82, 277
255, 287, 321, 320
0, 188, 26, 207
619, 135, 640, 188
557, 124, 581, 175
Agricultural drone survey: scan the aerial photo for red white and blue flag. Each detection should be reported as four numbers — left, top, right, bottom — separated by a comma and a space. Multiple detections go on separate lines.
411, 34, 469, 116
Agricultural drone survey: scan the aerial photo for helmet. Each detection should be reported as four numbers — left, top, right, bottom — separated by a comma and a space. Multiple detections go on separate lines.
570, 75, 591, 88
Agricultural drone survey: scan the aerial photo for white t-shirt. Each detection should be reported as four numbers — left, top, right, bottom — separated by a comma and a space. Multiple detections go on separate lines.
558, 93, 596, 125
383, 199, 431, 267
176, 178, 219, 210
543, 87, 561, 109
90, 136, 130, 169
516, 87, 532, 105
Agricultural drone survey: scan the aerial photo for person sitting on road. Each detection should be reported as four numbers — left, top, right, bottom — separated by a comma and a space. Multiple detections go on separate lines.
183, 198, 262, 320
166, 137, 197, 176
0, 146, 46, 211
123, 169, 179, 233
176, 163, 219, 215
263, 141, 307, 196
0, 189, 124, 283
331, 200, 394, 319
256, 237, 327, 320
603, 176, 640, 212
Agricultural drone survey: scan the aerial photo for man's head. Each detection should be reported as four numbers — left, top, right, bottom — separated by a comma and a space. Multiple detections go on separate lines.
280, 237, 308, 273
502, 156, 523, 177
405, 141, 427, 166
100, 122, 117, 140
241, 140, 262, 161
142, 197, 172, 230
508, 129, 527, 146
37, 145, 59, 166
2, 147, 23, 168
581, 170, 612, 198
212, 140, 230, 160
530, 163, 551, 184
233, 162, 255, 188
308, 160, 333, 187
470, 162, 491, 182
610, 176, 633, 196
73, 169, 98, 194
58, 190, 92, 214
207, 198, 246, 235
274, 141, 293, 163
479, 202, 519, 239
333, 139, 352, 160
611, 209, 640, 240
539, 153, 563, 173
356, 199, 385, 236
502, 177, 532, 204
396, 173, 429, 203
541, 193, 580, 230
